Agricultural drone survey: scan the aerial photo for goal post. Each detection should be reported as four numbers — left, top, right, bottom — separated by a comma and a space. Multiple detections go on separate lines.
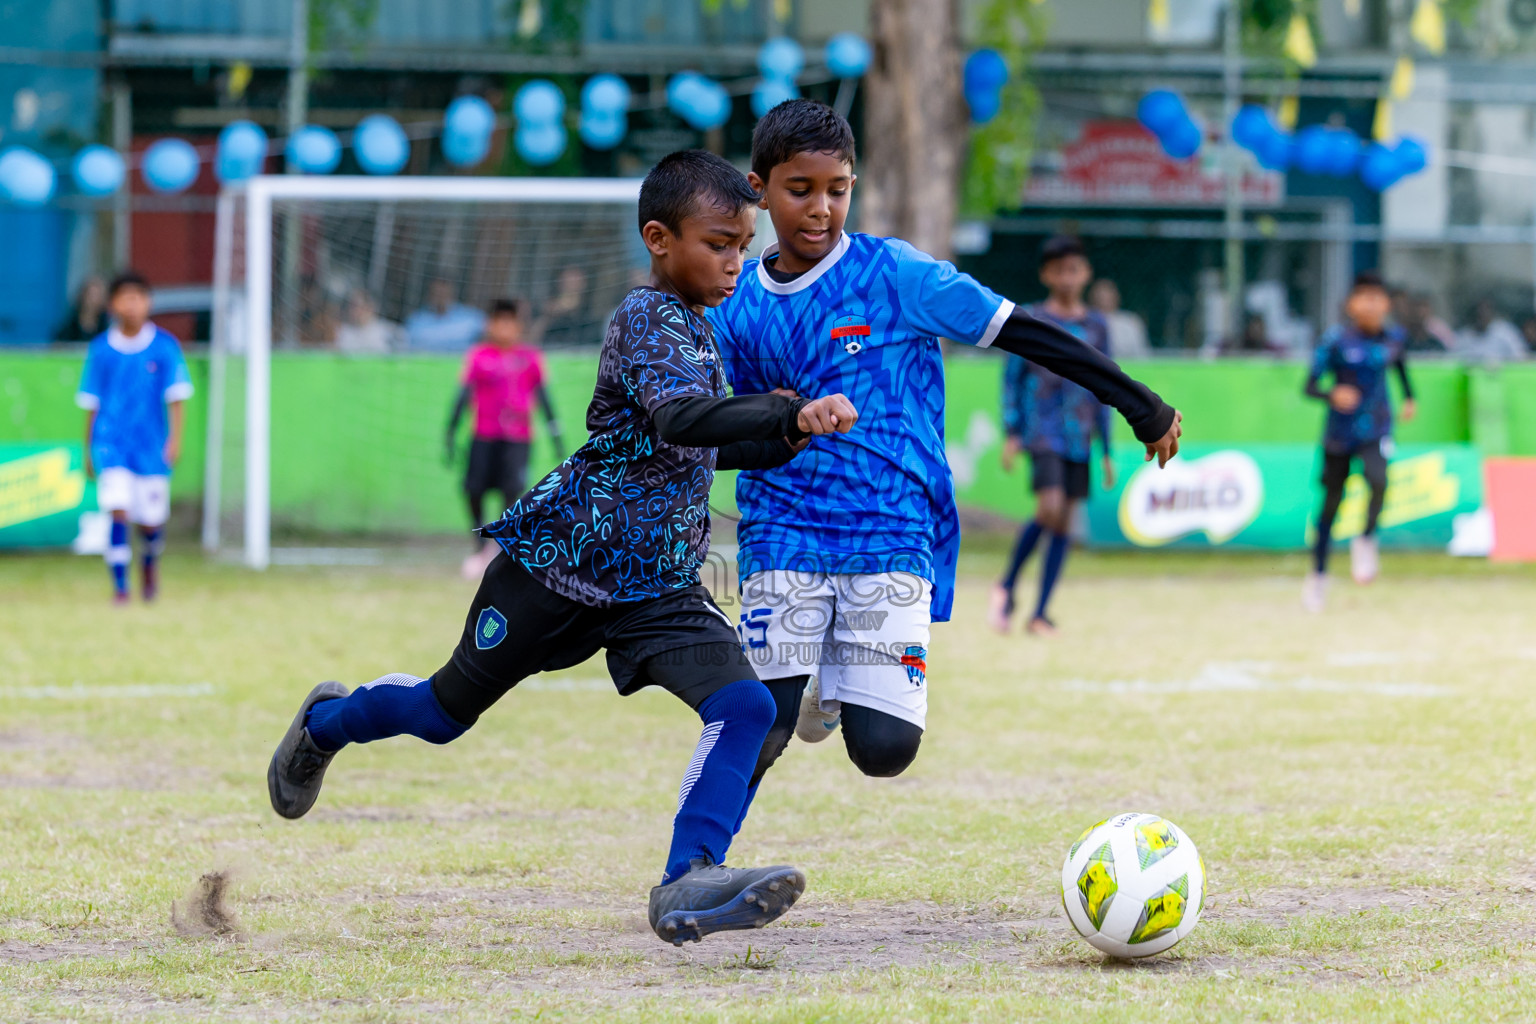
206, 174, 645, 569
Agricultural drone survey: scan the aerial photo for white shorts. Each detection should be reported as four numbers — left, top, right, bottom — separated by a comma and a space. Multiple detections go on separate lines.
738, 570, 932, 729
96, 468, 170, 527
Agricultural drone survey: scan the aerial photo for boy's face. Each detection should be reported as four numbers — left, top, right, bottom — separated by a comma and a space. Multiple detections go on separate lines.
109, 285, 151, 329
643, 202, 756, 309
485, 312, 522, 347
1040, 255, 1091, 300
749, 151, 855, 273
1346, 286, 1390, 332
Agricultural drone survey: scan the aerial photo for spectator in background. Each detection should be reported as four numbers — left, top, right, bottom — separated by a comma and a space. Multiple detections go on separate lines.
1457, 299, 1528, 363
55, 276, 107, 342
1088, 278, 1151, 358
533, 266, 603, 348
406, 277, 486, 353
1217, 312, 1287, 356
1394, 291, 1454, 353
1521, 314, 1536, 354
334, 289, 404, 354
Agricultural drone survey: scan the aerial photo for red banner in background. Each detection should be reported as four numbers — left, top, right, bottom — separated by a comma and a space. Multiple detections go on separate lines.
1025, 120, 1283, 207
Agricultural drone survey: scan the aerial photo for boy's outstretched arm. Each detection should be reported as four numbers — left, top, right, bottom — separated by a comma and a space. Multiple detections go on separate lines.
535, 382, 563, 445
445, 385, 469, 462
989, 309, 1182, 465
651, 392, 856, 448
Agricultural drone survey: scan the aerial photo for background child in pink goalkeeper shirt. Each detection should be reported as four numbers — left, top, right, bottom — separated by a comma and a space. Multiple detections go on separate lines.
447, 298, 562, 576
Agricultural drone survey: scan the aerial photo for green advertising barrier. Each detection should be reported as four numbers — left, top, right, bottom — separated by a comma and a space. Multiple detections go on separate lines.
0, 441, 90, 547
1084, 443, 1483, 550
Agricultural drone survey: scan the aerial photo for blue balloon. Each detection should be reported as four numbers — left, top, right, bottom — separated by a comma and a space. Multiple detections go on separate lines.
1160, 119, 1203, 159
1395, 136, 1427, 175
579, 110, 627, 150
1358, 142, 1401, 191
826, 32, 872, 78
446, 95, 496, 139
966, 87, 1002, 125
668, 72, 710, 116
759, 37, 804, 81
0, 147, 56, 206
1137, 90, 1188, 137
515, 121, 567, 166
582, 74, 631, 116
355, 115, 409, 175
71, 145, 126, 196
142, 138, 200, 193
751, 77, 800, 118
1294, 125, 1332, 176
515, 81, 565, 125
965, 49, 1009, 95
1231, 105, 1275, 151
1254, 129, 1293, 171
680, 80, 732, 131
1322, 128, 1361, 177
216, 120, 268, 183
286, 126, 341, 174
443, 129, 491, 167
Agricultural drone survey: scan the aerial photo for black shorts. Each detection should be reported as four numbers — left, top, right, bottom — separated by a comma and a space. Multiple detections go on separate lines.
1030, 451, 1091, 500
436, 552, 752, 724
1321, 439, 1389, 490
465, 439, 530, 501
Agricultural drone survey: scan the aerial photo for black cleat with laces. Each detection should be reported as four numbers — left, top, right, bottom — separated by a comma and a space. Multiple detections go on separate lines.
267, 681, 350, 819
648, 858, 806, 945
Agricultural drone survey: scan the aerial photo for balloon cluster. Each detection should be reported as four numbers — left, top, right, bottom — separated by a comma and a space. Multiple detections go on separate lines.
444, 95, 496, 167
580, 74, 630, 150
964, 49, 1008, 125
1137, 90, 1203, 160
514, 81, 568, 166
668, 72, 733, 131
752, 37, 803, 117
825, 32, 871, 79
1230, 104, 1429, 190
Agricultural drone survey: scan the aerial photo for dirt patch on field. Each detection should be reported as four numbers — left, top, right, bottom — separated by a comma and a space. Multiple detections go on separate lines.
1215, 885, 1448, 924
171, 871, 244, 939
0, 939, 139, 964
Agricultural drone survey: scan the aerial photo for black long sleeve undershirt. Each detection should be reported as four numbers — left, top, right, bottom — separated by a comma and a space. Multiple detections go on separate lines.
650, 393, 807, 472
990, 308, 1177, 444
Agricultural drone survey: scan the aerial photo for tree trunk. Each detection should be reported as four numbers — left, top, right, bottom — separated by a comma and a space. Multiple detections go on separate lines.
861, 0, 965, 260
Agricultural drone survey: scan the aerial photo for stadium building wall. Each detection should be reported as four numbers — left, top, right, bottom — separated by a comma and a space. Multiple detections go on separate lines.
1, 349, 1532, 536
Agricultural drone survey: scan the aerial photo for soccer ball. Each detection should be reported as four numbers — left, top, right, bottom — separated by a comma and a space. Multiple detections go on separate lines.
1060, 812, 1206, 958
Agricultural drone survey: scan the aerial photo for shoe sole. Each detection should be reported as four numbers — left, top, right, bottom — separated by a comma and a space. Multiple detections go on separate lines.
795, 676, 838, 744
653, 867, 807, 946
267, 680, 349, 820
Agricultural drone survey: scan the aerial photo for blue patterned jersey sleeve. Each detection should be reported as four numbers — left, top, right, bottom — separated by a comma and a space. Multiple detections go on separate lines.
161, 333, 194, 402
1001, 356, 1029, 439
892, 240, 1014, 347
705, 300, 755, 396
1305, 330, 1339, 401
616, 291, 719, 414
75, 337, 105, 410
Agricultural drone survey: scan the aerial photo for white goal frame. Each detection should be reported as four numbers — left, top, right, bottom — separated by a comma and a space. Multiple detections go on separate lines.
204, 174, 644, 569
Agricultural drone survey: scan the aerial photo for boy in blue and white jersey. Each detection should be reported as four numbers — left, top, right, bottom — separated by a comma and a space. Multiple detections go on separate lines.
708, 100, 1184, 782
76, 272, 193, 603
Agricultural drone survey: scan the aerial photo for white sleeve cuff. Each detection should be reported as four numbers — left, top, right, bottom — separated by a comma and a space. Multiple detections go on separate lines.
976, 299, 1016, 349
164, 382, 194, 402
75, 392, 100, 410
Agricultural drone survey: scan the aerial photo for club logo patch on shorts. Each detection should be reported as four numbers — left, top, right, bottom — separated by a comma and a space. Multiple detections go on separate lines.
900, 645, 927, 688
475, 606, 508, 650
831, 313, 870, 355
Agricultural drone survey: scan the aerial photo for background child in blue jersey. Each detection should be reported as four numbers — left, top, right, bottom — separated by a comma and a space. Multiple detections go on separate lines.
75, 272, 193, 604
1303, 270, 1415, 611
709, 100, 1182, 784
991, 235, 1115, 637
267, 150, 859, 945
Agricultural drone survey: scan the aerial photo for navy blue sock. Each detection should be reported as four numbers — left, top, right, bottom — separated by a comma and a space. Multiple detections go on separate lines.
106, 520, 129, 594
1000, 520, 1044, 595
304, 674, 469, 752
1034, 531, 1071, 621
140, 526, 164, 572
663, 679, 775, 884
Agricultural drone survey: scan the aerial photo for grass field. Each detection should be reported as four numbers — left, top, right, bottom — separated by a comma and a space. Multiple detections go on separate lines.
3, 543, 1536, 1022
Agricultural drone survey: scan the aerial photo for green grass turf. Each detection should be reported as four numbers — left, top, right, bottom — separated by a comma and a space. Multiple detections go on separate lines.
2, 543, 1535, 1022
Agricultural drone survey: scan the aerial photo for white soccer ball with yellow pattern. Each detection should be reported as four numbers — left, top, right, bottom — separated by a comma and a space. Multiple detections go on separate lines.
1060, 812, 1206, 958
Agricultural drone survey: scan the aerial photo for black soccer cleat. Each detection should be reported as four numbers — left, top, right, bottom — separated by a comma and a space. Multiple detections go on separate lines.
267, 681, 350, 819
648, 859, 806, 946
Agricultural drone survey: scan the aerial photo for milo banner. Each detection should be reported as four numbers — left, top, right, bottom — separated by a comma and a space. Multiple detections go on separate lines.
0, 443, 91, 548
1086, 444, 1483, 550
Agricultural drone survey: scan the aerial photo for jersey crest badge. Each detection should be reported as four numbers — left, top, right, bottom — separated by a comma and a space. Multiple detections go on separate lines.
900, 645, 927, 688
475, 606, 508, 650
831, 313, 870, 355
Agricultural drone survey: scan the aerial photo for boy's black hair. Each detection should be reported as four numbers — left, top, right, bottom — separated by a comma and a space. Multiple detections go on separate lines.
1351, 270, 1388, 293
487, 298, 521, 318
1039, 234, 1087, 268
108, 271, 150, 298
750, 98, 857, 184
638, 150, 758, 234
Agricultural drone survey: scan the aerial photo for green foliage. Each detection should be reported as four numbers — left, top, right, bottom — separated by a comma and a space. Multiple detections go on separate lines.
308, 0, 380, 55
1241, 0, 1320, 64
962, 0, 1050, 218
506, 0, 587, 55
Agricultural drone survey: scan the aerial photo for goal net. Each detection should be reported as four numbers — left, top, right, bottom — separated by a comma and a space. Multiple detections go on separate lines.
205, 175, 644, 568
